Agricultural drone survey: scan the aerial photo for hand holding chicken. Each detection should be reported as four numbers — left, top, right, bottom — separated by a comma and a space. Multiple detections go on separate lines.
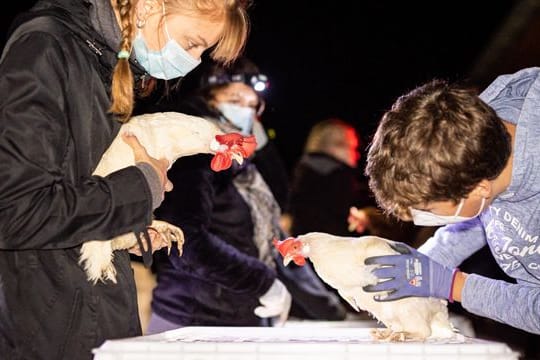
122, 132, 172, 194
364, 242, 459, 302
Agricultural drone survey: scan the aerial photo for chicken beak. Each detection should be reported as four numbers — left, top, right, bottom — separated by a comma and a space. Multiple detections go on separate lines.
283, 254, 293, 266
231, 152, 244, 165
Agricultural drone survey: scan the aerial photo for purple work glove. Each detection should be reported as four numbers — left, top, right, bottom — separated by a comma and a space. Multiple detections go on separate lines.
363, 242, 458, 302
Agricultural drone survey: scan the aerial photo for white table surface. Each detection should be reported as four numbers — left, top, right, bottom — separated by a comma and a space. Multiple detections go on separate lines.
93, 323, 520, 360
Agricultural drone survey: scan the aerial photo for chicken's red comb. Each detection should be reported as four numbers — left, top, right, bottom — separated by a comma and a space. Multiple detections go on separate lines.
210, 133, 257, 171
215, 133, 257, 158
273, 237, 297, 257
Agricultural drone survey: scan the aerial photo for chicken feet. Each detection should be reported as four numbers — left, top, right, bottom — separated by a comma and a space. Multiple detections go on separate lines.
80, 220, 184, 284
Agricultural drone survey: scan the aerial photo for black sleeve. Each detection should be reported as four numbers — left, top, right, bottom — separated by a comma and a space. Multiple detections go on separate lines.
0, 31, 152, 250
154, 154, 275, 296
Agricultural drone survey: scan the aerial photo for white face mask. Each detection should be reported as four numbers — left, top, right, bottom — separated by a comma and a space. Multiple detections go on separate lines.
217, 103, 256, 135
410, 197, 486, 226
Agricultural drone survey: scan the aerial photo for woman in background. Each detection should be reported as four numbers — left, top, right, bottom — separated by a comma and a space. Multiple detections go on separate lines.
146, 57, 346, 333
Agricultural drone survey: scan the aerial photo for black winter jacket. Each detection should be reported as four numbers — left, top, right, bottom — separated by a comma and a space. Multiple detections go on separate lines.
0, 1, 153, 359
288, 152, 374, 237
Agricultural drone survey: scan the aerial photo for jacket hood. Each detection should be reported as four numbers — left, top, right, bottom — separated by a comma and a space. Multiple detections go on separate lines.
9, 0, 146, 80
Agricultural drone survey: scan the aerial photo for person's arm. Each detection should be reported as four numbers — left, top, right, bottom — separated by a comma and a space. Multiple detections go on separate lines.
0, 31, 152, 250
459, 274, 540, 334
154, 154, 275, 296
418, 218, 487, 267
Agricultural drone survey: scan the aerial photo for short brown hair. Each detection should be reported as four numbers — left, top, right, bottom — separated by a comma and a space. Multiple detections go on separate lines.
365, 79, 511, 220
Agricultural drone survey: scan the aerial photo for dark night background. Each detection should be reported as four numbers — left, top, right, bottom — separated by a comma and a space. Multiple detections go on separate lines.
2, 0, 539, 174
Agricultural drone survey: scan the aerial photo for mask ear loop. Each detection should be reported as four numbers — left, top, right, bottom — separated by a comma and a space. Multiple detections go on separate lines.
161, 1, 172, 41
474, 197, 486, 217
453, 199, 465, 217
256, 98, 266, 117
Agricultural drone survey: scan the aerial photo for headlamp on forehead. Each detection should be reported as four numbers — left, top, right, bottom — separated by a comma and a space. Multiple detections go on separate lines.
207, 73, 269, 93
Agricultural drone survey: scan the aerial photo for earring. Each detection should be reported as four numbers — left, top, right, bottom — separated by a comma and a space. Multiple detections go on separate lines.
136, 14, 146, 28
135, 0, 151, 29
136, 0, 159, 28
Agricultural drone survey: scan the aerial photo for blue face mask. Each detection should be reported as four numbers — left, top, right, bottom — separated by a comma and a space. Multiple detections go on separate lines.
132, 19, 201, 80
217, 103, 256, 135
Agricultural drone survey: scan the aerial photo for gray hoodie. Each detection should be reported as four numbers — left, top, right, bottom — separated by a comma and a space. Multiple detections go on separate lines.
420, 67, 540, 334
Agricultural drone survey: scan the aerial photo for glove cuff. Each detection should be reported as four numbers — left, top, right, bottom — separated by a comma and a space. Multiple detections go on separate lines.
448, 268, 460, 303
431, 264, 457, 300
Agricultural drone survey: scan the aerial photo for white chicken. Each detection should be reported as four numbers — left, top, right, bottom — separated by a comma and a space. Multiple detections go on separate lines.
80, 111, 256, 284
274, 232, 458, 341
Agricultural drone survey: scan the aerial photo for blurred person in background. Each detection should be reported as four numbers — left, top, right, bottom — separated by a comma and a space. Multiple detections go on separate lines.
285, 118, 371, 237
143, 57, 346, 333
286, 118, 417, 242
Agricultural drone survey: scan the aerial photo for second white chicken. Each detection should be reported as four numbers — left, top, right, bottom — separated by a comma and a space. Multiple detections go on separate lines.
274, 232, 458, 341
